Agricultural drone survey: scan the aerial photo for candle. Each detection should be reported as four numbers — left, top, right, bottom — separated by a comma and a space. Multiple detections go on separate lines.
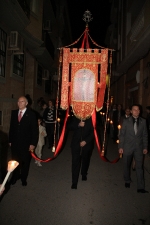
118, 124, 121, 135
57, 118, 60, 123
52, 146, 55, 152
107, 118, 110, 121
0, 160, 19, 193
118, 125, 121, 130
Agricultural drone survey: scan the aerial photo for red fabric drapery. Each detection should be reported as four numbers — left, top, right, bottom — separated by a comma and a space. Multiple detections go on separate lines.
31, 107, 69, 162
31, 27, 119, 164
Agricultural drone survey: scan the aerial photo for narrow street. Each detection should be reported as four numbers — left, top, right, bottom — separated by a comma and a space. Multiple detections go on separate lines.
0, 128, 150, 225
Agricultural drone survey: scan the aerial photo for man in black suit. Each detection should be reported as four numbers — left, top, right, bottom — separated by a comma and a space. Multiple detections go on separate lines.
9, 96, 38, 186
69, 116, 94, 189
118, 104, 148, 193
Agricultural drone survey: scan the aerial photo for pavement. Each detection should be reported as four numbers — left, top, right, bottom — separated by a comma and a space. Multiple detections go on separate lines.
0, 127, 150, 225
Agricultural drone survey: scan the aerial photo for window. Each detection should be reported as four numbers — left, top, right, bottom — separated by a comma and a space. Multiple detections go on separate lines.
13, 54, 24, 77
37, 64, 43, 86
0, 28, 7, 78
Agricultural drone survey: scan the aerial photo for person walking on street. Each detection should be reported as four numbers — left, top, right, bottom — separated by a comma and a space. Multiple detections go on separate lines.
118, 104, 148, 193
9, 96, 39, 186
43, 100, 56, 149
35, 118, 47, 167
69, 116, 94, 189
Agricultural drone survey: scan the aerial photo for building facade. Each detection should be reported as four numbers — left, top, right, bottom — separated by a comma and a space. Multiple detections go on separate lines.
0, 0, 72, 133
105, 0, 150, 117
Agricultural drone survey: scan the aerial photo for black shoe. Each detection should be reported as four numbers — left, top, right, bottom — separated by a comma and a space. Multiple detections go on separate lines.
22, 181, 27, 186
71, 184, 77, 189
132, 167, 136, 171
137, 189, 149, 193
125, 183, 130, 188
82, 175, 87, 181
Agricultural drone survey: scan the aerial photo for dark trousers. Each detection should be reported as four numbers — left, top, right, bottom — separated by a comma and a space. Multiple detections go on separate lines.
11, 153, 31, 183
123, 151, 144, 189
46, 123, 55, 147
71, 146, 92, 184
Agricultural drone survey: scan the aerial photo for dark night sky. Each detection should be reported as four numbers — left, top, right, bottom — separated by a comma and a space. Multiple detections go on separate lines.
66, 0, 112, 47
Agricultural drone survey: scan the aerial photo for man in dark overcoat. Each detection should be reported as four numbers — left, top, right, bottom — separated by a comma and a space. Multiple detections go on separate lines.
118, 104, 148, 193
9, 96, 38, 186
69, 116, 94, 189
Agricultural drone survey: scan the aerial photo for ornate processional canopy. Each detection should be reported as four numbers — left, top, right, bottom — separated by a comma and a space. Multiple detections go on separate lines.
60, 10, 113, 120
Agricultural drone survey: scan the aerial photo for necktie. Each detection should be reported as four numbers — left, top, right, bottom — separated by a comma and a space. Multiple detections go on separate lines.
18, 111, 22, 122
134, 119, 138, 135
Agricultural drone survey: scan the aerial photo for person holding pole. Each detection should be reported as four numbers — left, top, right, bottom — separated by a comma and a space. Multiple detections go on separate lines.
68, 115, 94, 189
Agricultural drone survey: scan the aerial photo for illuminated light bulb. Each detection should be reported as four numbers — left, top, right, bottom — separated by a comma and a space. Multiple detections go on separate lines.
57, 118, 60, 122
52, 146, 55, 152
118, 125, 121, 129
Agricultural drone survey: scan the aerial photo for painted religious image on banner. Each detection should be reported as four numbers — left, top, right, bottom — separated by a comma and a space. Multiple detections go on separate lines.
73, 69, 95, 102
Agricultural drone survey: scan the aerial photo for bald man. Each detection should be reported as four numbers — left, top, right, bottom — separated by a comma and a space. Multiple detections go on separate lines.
9, 96, 38, 186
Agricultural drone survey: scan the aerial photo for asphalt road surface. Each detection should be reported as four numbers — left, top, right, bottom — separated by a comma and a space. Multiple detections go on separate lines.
0, 130, 150, 225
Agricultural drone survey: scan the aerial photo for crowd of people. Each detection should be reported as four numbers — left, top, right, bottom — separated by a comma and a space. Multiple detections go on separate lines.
0, 97, 150, 195
0, 96, 59, 195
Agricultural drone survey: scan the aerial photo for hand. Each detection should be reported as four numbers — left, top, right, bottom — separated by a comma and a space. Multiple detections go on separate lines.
79, 121, 85, 127
80, 141, 86, 147
0, 185, 5, 196
143, 149, 148, 154
29, 145, 35, 152
9, 143, 11, 147
119, 148, 123, 154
